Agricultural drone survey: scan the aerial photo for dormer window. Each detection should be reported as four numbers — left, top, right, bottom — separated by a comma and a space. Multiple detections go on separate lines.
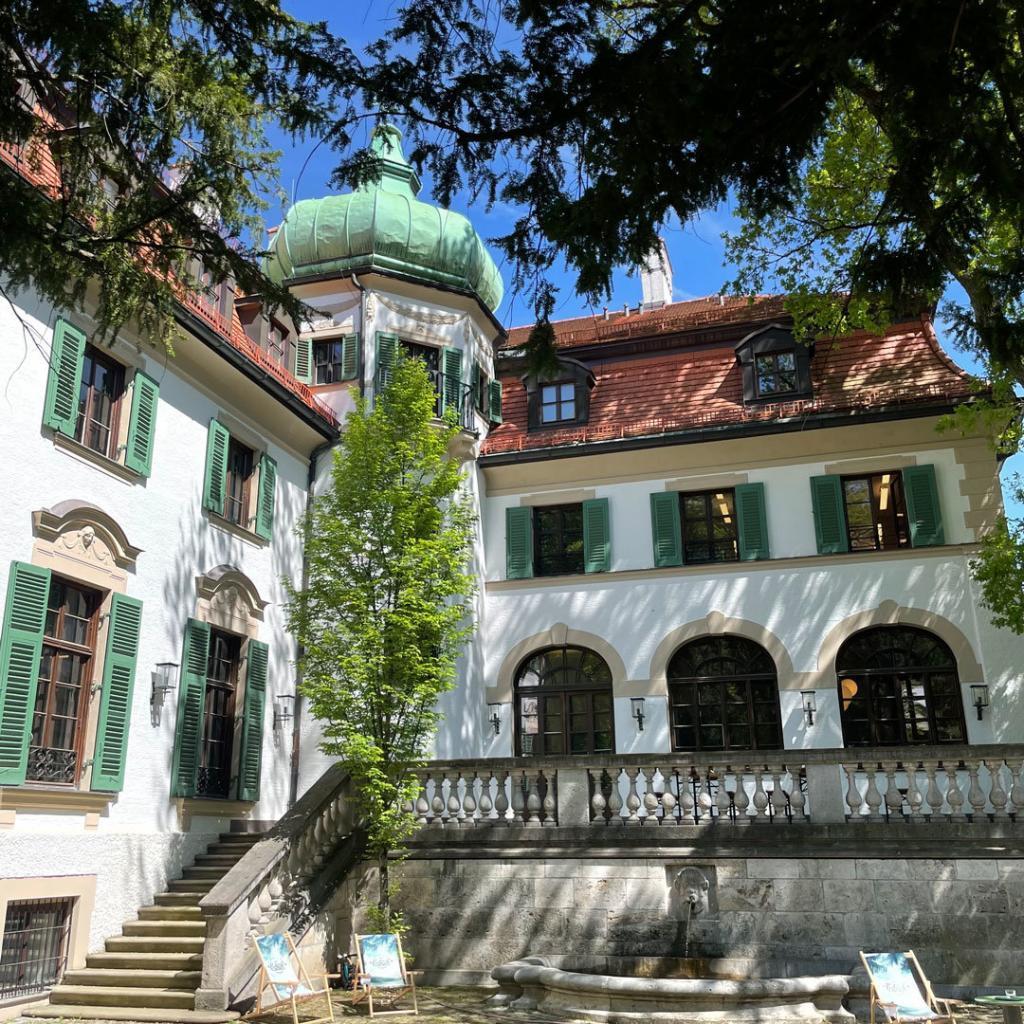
541, 382, 576, 424
736, 324, 811, 404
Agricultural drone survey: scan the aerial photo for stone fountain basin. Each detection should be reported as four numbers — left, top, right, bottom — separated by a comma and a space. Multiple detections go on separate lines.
489, 956, 855, 1023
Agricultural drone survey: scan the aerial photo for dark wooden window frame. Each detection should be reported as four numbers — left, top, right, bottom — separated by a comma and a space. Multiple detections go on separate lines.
667, 636, 783, 753
533, 503, 585, 577
836, 626, 967, 747
0, 896, 75, 998
223, 437, 255, 528
267, 320, 287, 367
754, 350, 798, 397
841, 470, 910, 552
679, 489, 740, 565
539, 381, 577, 424
513, 644, 615, 757
30, 576, 102, 786
197, 627, 242, 799
525, 360, 594, 432
735, 324, 812, 404
313, 338, 345, 385
75, 345, 126, 460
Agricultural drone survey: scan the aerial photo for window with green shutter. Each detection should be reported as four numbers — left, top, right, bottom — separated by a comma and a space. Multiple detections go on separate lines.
123, 371, 160, 477
203, 419, 231, 514
650, 492, 682, 567
42, 319, 87, 436
92, 593, 142, 793
506, 507, 534, 579
236, 640, 268, 801
810, 475, 849, 554
294, 337, 313, 384
903, 464, 945, 547
735, 482, 770, 561
254, 453, 277, 540
488, 380, 503, 423
582, 498, 611, 573
0, 562, 51, 785
441, 347, 464, 416
170, 618, 210, 798
375, 332, 400, 389
341, 333, 359, 381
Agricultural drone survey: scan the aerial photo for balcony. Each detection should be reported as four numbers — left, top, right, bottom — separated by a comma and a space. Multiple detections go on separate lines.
376, 368, 477, 431
410, 744, 1024, 828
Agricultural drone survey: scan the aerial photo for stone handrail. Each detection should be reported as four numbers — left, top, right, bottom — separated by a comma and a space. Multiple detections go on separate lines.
415, 744, 1024, 828
195, 764, 356, 1010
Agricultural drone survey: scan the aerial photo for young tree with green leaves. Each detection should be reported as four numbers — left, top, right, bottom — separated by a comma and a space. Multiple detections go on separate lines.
286, 355, 475, 922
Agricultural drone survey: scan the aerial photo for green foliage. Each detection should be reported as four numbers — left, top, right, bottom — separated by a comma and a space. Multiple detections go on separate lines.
286, 355, 475, 912
0, 0, 351, 345
972, 479, 1024, 635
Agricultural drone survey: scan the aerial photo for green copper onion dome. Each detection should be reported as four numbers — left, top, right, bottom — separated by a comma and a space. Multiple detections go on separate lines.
264, 125, 504, 312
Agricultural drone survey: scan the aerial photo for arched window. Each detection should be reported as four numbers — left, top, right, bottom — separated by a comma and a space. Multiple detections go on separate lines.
836, 626, 966, 746
668, 636, 782, 751
514, 646, 614, 756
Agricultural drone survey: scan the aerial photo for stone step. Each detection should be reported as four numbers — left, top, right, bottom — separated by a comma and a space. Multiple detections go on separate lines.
154, 893, 204, 908
217, 832, 263, 844
106, 936, 205, 954
87, 952, 204, 972
23, 1005, 238, 1023
182, 866, 230, 880
205, 843, 255, 857
192, 853, 244, 867
62, 968, 202, 990
168, 878, 216, 893
138, 905, 203, 921
49, 984, 196, 1009
122, 920, 205, 938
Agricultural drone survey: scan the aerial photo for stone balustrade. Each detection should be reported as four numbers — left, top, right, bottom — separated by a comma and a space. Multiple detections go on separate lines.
419, 744, 1024, 829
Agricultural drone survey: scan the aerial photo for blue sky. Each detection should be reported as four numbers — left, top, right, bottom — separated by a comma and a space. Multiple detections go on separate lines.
267, 2, 1021, 515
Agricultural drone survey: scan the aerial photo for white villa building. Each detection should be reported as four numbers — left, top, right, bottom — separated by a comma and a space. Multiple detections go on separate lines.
0, 124, 1022, 1018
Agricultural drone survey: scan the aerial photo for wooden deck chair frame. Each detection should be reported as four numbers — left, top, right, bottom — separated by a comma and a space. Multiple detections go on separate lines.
249, 931, 340, 1024
860, 950, 957, 1024
350, 933, 421, 1018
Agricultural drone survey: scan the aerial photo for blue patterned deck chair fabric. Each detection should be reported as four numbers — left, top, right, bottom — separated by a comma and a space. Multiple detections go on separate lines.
860, 951, 957, 1023
249, 932, 338, 1024
352, 933, 420, 1017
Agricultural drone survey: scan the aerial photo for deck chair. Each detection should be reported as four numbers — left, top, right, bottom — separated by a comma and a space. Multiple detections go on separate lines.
250, 932, 339, 1024
350, 933, 420, 1017
860, 951, 957, 1023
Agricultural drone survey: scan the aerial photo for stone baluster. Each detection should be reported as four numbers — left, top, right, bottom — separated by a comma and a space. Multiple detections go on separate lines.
966, 761, 987, 820
903, 762, 924, 821
477, 770, 494, 824
494, 770, 510, 825
541, 770, 557, 825
462, 772, 479, 826
661, 769, 678, 824
590, 770, 608, 823
862, 763, 884, 821
695, 771, 714, 824
642, 768, 660, 823
432, 774, 447, 824
988, 759, 1010, 820
733, 768, 751, 822
525, 769, 543, 827
883, 763, 904, 821
769, 767, 788, 822
924, 762, 944, 820
945, 763, 966, 820
607, 768, 624, 825
677, 768, 695, 824
257, 883, 273, 925
843, 764, 863, 820
415, 774, 431, 825
510, 770, 527, 824
623, 768, 642, 826
311, 812, 327, 868
788, 768, 807, 820
751, 767, 770, 821
247, 891, 263, 937
715, 768, 733, 822
1009, 761, 1024, 820
446, 773, 463, 827
268, 873, 284, 916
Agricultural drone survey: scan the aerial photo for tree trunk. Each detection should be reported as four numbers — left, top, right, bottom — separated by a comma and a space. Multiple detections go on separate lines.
377, 849, 390, 927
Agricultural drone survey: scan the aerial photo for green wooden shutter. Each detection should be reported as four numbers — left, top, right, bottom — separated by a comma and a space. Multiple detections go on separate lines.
170, 618, 210, 798
236, 640, 268, 801
123, 371, 160, 477
506, 507, 533, 580
488, 380, 503, 423
735, 482, 770, 561
294, 338, 313, 384
470, 363, 481, 411
42, 318, 87, 436
903, 464, 945, 547
202, 419, 230, 514
442, 347, 464, 416
810, 475, 849, 554
0, 562, 50, 785
341, 333, 360, 381
650, 492, 682, 567
583, 498, 611, 573
375, 332, 400, 388
92, 593, 142, 793
254, 453, 277, 540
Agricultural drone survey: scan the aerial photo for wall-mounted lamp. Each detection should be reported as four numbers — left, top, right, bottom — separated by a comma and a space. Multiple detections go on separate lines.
487, 703, 502, 736
151, 662, 178, 726
274, 695, 295, 732
801, 690, 817, 727
631, 697, 646, 732
970, 684, 989, 721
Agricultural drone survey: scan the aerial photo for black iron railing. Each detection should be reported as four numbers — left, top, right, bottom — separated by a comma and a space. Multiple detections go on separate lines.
376, 368, 476, 430
26, 746, 76, 785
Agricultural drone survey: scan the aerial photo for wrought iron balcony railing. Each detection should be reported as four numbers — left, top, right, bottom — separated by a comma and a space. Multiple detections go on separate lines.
375, 368, 477, 431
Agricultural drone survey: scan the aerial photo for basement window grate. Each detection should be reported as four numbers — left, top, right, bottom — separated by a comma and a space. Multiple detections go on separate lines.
0, 897, 74, 999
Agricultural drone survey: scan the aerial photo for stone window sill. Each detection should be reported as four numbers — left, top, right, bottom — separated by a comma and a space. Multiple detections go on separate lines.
52, 433, 141, 485
0, 785, 115, 814
205, 510, 268, 547
176, 796, 256, 830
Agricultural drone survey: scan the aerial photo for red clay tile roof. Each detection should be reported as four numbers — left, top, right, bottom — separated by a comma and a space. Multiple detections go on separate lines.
483, 313, 977, 456
0, 124, 338, 429
505, 295, 789, 350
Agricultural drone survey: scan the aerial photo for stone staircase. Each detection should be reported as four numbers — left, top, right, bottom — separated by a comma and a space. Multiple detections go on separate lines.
25, 832, 262, 1023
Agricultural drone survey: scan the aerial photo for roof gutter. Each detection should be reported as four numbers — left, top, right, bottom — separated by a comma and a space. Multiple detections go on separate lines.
479, 400, 971, 467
